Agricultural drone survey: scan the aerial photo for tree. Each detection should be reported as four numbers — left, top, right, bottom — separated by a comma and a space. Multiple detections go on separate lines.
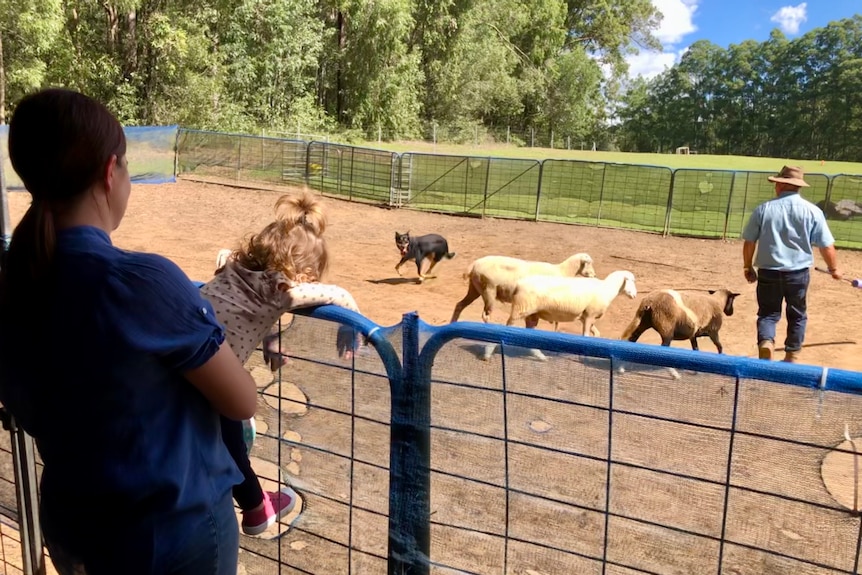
0, 0, 63, 123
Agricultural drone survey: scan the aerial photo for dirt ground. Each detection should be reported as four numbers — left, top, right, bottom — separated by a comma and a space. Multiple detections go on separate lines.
7, 178, 857, 370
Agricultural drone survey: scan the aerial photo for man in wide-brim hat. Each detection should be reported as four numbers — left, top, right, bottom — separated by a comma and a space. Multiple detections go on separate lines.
766, 165, 810, 188
741, 165, 842, 363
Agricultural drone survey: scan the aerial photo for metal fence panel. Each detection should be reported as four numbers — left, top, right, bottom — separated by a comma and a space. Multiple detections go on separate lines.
235, 309, 399, 574
7, 305, 862, 574
824, 174, 862, 249
416, 319, 862, 575
174, 130, 862, 251
308, 143, 397, 204
399, 153, 472, 214
470, 158, 542, 219
667, 169, 736, 238
596, 164, 673, 233
537, 160, 605, 225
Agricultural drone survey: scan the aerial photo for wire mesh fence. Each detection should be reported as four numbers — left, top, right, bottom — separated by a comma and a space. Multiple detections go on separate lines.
416, 318, 862, 575
4, 307, 862, 574
175, 129, 862, 249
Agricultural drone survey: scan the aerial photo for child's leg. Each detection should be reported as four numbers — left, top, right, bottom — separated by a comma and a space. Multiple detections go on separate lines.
220, 415, 265, 510
220, 415, 299, 536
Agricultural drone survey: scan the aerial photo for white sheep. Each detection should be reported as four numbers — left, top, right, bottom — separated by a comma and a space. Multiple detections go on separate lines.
478, 270, 636, 361
449, 253, 596, 326
620, 288, 740, 353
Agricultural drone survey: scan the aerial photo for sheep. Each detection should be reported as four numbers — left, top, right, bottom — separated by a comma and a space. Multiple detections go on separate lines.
480, 270, 636, 361
620, 288, 740, 353
449, 253, 596, 327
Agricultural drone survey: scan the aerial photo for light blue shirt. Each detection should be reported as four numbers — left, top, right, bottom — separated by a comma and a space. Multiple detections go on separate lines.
742, 192, 834, 271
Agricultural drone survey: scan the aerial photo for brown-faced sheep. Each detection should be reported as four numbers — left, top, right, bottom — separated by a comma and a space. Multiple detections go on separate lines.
449, 253, 596, 325
620, 288, 740, 353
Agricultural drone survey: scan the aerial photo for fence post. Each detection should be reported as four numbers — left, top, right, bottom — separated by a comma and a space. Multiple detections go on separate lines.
336, 148, 344, 197
463, 157, 470, 213
0, 130, 11, 250
1, 411, 46, 575
236, 137, 242, 182
304, 142, 312, 184
663, 169, 676, 237
348, 147, 355, 202
534, 161, 545, 222
387, 312, 430, 575
722, 172, 737, 240
738, 172, 751, 237
596, 163, 608, 225
824, 174, 836, 207
482, 158, 492, 218
172, 127, 181, 179
390, 152, 400, 206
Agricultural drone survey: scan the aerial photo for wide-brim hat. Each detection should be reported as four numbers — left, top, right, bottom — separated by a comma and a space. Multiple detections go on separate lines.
767, 165, 809, 187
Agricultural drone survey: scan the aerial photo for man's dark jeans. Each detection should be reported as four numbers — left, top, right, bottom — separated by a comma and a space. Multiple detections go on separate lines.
756, 268, 810, 352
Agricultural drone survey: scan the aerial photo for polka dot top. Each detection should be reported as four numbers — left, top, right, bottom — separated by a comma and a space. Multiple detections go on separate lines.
199, 262, 361, 364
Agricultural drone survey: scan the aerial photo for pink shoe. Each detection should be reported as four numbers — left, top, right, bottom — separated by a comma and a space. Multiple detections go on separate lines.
241, 487, 298, 536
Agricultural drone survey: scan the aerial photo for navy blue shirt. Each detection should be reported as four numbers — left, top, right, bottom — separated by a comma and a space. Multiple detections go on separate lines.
0, 226, 242, 559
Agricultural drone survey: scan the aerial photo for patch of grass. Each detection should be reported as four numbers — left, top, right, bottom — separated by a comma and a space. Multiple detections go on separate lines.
366, 140, 862, 175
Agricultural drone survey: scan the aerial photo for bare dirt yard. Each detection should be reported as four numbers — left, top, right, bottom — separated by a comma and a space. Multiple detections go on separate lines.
7, 178, 857, 371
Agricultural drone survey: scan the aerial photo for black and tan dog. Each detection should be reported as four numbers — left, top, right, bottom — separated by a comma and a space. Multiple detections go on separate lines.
394, 231, 456, 282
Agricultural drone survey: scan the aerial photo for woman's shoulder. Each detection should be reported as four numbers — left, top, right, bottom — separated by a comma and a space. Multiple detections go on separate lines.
106, 249, 198, 300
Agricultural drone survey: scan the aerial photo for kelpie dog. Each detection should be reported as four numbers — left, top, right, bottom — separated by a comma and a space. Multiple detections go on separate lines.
394, 231, 456, 282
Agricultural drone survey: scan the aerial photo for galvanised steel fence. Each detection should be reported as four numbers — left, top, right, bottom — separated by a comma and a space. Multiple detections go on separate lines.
176, 129, 862, 249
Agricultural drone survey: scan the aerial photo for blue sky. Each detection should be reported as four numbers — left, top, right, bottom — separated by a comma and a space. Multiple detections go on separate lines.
627, 0, 861, 79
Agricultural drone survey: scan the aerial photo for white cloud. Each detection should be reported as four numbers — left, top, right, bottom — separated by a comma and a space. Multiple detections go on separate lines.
625, 51, 679, 80
770, 3, 807, 35
653, 0, 698, 45
624, 0, 698, 80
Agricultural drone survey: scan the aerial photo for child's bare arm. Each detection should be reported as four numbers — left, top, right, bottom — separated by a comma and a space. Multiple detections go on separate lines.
277, 283, 365, 361
278, 283, 361, 315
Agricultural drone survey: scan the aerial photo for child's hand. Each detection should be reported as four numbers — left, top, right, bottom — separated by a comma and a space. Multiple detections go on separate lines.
262, 332, 290, 372
336, 325, 367, 360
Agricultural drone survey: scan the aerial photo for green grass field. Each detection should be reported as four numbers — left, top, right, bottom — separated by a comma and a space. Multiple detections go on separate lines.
364, 140, 862, 175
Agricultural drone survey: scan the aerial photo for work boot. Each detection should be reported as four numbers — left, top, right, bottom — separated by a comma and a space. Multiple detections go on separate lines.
758, 340, 774, 360
783, 350, 800, 363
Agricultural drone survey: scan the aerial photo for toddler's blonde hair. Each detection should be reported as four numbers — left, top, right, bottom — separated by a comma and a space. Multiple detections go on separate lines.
231, 190, 329, 283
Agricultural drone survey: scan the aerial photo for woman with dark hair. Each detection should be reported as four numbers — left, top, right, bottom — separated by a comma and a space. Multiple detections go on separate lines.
0, 88, 257, 574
